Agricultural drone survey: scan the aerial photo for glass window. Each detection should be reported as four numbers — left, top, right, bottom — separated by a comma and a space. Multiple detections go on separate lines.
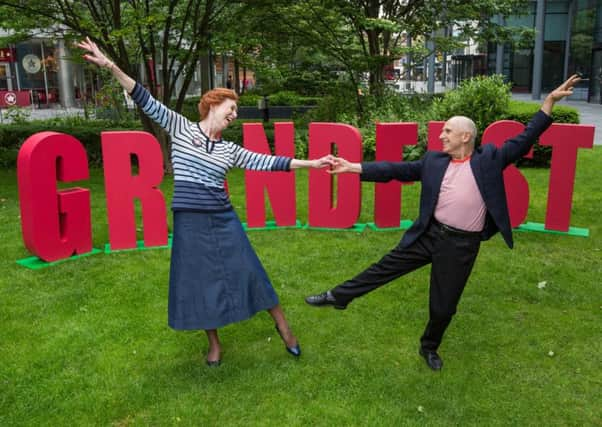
15, 39, 60, 105
545, 14, 569, 41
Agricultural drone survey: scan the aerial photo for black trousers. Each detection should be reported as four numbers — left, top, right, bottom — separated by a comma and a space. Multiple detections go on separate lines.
332, 220, 481, 351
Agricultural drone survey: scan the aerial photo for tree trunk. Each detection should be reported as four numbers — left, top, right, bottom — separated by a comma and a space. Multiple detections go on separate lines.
234, 59, 241, 94
139, 113, 172, 173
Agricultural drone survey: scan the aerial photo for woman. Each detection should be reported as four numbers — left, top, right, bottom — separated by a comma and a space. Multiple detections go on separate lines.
78, 37, 333, 366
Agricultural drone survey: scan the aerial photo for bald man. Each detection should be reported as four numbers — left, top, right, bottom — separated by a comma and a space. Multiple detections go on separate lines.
305, 75, 580, 371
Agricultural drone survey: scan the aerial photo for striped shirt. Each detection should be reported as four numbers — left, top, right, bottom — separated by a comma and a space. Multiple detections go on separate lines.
130, 83, 292, 211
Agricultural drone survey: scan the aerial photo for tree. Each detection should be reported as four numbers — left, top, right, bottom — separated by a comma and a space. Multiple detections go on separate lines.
0, 0, 225, 172
241, 0, 530, 98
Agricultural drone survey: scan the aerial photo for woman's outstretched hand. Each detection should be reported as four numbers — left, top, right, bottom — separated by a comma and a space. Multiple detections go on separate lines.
76, 37, 112, 69
312, 154, 336, 168
326, 156, 362, 174
75, 37, 135, 92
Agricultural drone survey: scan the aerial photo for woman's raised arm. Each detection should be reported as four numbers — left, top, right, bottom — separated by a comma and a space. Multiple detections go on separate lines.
76, 37, 135, 93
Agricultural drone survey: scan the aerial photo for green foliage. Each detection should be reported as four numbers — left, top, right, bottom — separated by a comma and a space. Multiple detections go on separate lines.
266, 91, 301, 107
1, 106, 32, 124
505, 100, 579, 124
302, 75, 581, 166
303, 82, 359, 123
237, 93, 262, 107
180, 91, 321, 123
505, 100, 579, 167
93, 77, 137, 122
0, 118, 141, 167
306, 85, 440, 161
180, 97, 201, 121
432, 74, 512, 137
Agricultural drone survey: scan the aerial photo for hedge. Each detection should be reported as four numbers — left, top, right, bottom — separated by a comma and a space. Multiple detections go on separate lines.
0, 100, 580, 169
504, 100, 579, 167
0, 120, 142, 168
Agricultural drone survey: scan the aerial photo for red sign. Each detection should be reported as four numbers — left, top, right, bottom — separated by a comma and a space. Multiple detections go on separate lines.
0, 47, 16, 62
0, 90, 31, 107
16, 122, 595, 262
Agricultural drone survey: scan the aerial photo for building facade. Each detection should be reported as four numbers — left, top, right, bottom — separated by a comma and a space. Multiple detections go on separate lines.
0, 32, 243, 109
488, 0, 602, 103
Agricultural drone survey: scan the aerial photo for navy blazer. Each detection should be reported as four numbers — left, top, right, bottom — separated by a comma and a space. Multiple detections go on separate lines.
361, 110, 553, 249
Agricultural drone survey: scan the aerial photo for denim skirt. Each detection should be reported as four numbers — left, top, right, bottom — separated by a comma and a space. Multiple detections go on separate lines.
168, 210, 279, 330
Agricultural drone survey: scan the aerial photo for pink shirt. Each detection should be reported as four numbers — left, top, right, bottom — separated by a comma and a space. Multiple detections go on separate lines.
434, 157, 486, 232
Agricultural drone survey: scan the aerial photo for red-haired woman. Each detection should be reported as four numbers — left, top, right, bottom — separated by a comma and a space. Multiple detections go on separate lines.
78, 38, 334, 366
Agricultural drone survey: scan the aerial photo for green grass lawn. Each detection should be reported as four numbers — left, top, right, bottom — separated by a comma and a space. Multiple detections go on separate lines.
1, 148, 601, 426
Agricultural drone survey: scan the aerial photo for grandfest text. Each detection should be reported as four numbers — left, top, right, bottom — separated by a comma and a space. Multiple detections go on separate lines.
17, 120, 595, 263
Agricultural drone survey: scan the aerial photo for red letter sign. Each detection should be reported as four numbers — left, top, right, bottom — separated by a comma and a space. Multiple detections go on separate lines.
308, 123, 362, 228
427, 121, 445, 152
17, 132, 92, 262
540, 123, 595, 231
101, 131, 168, 250
374, 123, 417, 227
481, 120, 532, 228
243, 122, 297, 227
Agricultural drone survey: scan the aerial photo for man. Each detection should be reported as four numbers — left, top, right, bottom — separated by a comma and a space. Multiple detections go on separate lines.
305, 75, 580, 371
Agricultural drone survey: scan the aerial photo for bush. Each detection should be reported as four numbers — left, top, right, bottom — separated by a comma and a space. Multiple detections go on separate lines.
302, 85, 442, 161
432, 74, 512, 138
0, 118, 141, 168
180, 91, 320, 123
1, 106, 31, 124
505, 100, 579, 167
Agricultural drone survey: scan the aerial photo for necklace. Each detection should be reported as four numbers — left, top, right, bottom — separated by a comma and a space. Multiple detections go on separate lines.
196, 123, 221, 143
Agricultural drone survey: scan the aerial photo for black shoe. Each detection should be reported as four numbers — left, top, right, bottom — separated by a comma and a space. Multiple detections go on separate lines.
275, 325, 301, 358
206, 359, 221, 367
419, 348, 443, 371
304, 291, 348, 310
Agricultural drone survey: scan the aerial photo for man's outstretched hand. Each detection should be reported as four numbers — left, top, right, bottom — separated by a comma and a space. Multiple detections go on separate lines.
542, 74, 581, 115
326, 157, 362, 175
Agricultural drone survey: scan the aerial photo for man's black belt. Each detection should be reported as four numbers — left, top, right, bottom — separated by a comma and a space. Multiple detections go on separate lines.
431, 218, 481, 238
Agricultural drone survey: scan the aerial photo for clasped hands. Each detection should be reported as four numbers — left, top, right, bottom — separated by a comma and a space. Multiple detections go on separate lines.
312, 155, 361, 174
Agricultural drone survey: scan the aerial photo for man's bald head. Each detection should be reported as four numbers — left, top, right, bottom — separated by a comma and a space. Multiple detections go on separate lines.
447, 116, 477, 146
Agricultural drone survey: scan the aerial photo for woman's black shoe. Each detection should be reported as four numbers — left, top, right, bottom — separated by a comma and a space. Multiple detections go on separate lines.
275, 325, 301, 357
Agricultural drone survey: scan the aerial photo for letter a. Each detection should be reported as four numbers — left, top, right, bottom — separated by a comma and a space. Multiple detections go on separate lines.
243, 122, 296, 227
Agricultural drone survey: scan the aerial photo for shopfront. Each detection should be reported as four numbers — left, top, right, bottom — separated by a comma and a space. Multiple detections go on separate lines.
0, 38, 84, 108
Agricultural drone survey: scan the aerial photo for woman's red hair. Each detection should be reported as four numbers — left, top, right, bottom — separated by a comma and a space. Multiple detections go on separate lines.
198, 88, 238, 119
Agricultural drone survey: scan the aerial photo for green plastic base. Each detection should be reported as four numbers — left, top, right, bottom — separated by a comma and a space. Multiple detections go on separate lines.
15, 220, 590, 270
367, 220, 414, 231
16, 248, 104, 270
514, 222, 589, 237
301, 223, 368, 232
104, 235, 173, 253
242, 220, 303, 231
